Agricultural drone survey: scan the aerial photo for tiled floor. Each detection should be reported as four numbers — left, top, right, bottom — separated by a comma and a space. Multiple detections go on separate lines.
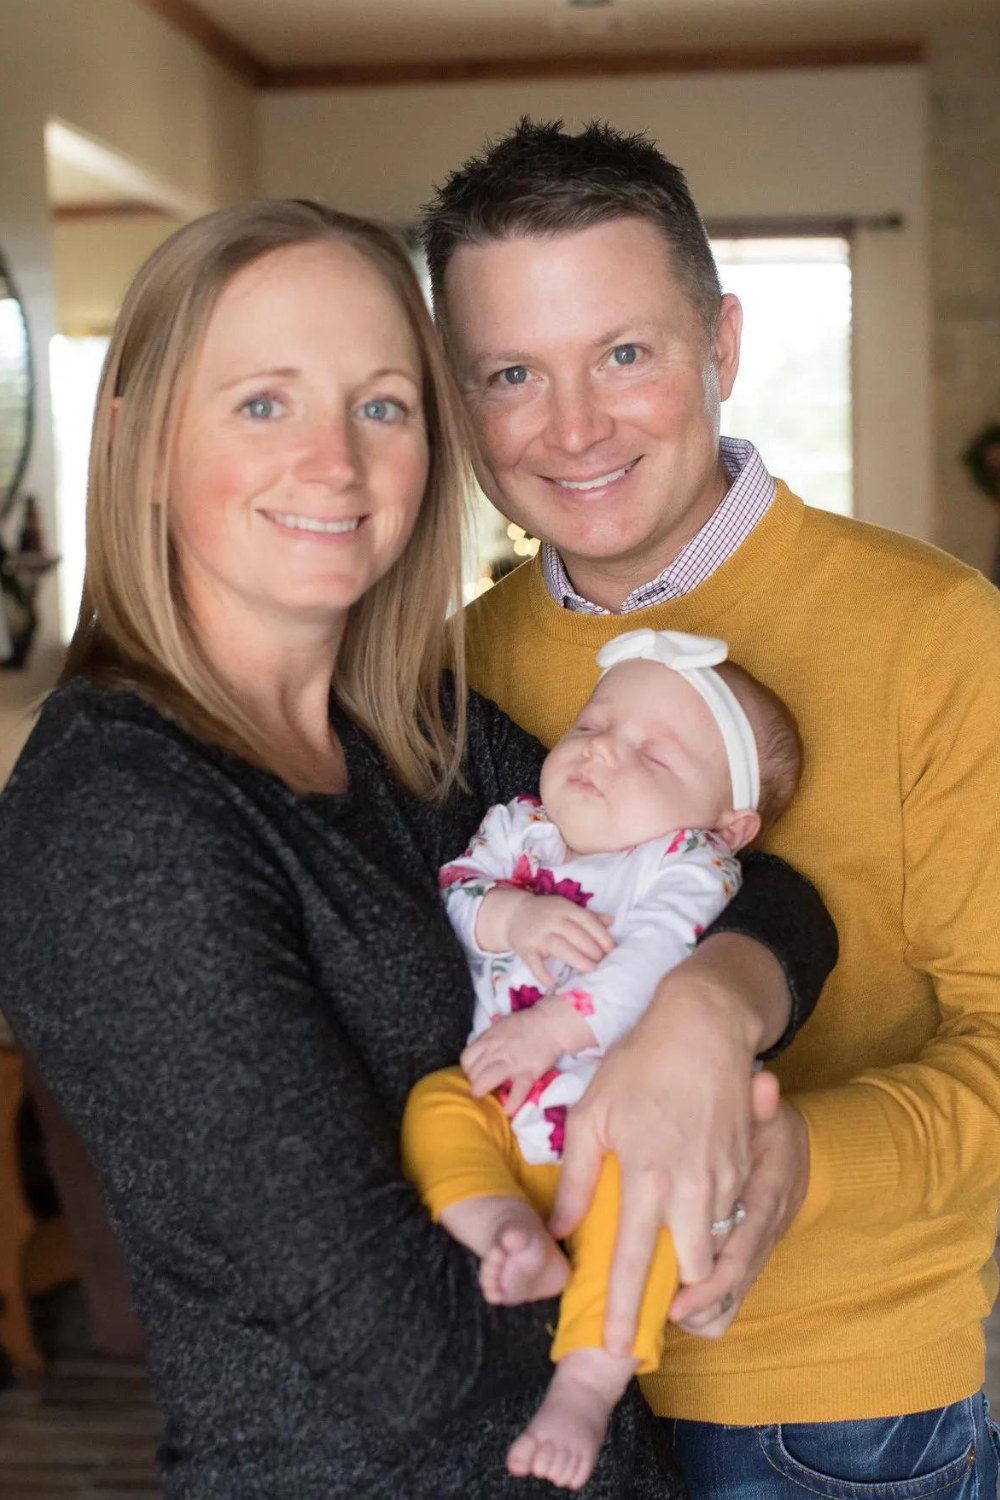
3, 1277, 1000, 1497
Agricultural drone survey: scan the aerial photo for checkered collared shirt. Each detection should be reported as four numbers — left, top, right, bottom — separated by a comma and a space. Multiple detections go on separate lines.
541, 437, 776, 614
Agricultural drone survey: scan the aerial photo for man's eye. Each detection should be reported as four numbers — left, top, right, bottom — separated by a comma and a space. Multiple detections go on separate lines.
611, 344, 640, 367
499, 365, 528, 386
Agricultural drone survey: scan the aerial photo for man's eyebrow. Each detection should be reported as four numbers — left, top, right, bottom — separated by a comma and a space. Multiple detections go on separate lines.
592, 321, 662, 347
468, 321, 665, 374
468, 349, 532, 374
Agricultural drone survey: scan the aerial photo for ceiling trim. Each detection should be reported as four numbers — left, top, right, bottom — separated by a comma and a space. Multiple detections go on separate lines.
128, 3, 924, 91
132, 0, 269, 87
705, 212, 905, 237
52, 202, 175, 222
266, 38, 924, 89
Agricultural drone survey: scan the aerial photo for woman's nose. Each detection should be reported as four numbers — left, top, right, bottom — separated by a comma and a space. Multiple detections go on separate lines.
295, 422, 360, 490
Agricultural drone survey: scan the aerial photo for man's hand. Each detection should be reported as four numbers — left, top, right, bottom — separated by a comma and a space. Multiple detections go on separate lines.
548, 939, 788, 1360
668, 1098, 809, 1338
477, 888, 614, 989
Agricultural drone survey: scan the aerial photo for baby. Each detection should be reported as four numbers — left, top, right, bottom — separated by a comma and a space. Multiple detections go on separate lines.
402, 628, 802, 1492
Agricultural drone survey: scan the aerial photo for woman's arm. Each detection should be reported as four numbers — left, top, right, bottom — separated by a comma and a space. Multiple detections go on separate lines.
702, 851, 838, 1059
0, 724, 552, 1435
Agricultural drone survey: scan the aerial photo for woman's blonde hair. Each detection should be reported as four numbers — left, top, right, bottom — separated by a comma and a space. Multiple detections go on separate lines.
61, 200, 470, 799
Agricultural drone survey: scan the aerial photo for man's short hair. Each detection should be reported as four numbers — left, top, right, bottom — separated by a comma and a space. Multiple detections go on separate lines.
421, 117, 722, 337
716, 661, 803, 834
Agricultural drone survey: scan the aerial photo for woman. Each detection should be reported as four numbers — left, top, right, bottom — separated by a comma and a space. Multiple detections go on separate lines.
0, 202, 833, 1498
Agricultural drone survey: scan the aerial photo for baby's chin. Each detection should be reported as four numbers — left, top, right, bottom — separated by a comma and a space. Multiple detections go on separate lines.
554, 811, 644, 858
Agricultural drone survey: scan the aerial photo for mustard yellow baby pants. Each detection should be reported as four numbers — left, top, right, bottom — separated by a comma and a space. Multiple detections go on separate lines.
401, 1066, 678, 1374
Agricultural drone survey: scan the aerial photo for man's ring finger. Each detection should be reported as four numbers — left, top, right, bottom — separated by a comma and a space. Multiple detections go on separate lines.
710, 1201, 747, 1237
719, 1291, 735, 1314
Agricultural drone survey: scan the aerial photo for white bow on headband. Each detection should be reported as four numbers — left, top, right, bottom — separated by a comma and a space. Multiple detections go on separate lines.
595, 628, 761, 812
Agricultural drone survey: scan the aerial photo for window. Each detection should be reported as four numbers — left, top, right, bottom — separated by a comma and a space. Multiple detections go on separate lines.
50, 335, 109, 637
714, 236, 852, 517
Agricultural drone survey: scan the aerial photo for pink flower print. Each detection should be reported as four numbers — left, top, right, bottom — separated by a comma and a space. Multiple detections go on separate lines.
498, 1067, 560, 1114
561, 987, 595, 1017
510, 984, 544, 1012
525, 1068, 560, 1106
516, 794, 543, 807
496, 854, 593, 907
531, 869, 594, 907
497, 853, 536, 892
665, 829, 709, 859
545, 1105, 568, 1158
438, 863, 481, 889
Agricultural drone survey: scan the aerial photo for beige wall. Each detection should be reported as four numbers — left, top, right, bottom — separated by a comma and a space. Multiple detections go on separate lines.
53, 215, 185, 335
0, 0, 257, 776
260, 65, 932, 547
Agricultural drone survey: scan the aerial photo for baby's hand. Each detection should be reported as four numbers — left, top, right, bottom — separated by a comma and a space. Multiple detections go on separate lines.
461, 1007, 566, 1117
506, 893, 614, 988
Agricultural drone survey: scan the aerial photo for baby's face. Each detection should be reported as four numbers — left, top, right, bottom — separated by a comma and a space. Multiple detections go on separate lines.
540, 659, 732, 855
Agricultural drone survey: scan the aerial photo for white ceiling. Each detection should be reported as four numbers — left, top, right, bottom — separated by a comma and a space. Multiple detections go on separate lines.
191, 0, 986, 68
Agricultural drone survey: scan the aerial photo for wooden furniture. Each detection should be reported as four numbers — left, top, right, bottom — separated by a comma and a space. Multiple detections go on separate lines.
0, 1046, 77, 1371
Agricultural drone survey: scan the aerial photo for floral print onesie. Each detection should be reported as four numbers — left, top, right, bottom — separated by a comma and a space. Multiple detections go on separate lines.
439, 795, 741, 1165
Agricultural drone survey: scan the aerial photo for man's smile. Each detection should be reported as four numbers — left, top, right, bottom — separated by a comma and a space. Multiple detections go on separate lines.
544, 457, 642, 495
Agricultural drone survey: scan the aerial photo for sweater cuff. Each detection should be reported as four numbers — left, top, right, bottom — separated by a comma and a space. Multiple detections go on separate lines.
788, 1085, 903, 1234
701, 853, 839, 1061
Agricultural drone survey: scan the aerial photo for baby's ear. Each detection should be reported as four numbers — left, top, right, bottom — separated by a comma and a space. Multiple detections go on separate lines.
714, 808, 761, 853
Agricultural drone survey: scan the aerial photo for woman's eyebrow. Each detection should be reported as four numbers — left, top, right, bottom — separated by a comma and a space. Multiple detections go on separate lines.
366, 366, 421, 387
218, 366, 300, 391
218, 364, 420, 392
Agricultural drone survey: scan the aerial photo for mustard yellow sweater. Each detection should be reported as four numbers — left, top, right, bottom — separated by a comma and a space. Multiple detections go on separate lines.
465, 482, 1000, 1424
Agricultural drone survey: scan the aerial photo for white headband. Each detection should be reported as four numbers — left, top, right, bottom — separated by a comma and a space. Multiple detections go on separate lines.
595, 628, 760, 811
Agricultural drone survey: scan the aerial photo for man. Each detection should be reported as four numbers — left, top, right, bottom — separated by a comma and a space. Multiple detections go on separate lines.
422, 120, 1000, 1495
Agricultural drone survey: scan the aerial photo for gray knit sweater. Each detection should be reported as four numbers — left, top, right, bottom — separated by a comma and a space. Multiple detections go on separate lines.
0, 682, 835, 1499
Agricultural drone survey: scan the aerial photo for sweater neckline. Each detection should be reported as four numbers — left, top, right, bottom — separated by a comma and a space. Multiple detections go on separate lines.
523, 481, 805, 643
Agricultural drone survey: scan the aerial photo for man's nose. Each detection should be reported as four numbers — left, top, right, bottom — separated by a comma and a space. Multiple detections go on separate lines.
544, 380, 614, 456
294, 420, 360, 490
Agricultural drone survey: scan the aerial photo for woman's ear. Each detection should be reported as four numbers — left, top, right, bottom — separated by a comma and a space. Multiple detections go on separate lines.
714, 807, 761, 853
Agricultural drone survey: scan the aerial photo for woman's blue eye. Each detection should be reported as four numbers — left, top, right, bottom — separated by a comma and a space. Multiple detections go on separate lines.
241, 395, 281, 420
501, 366, 528, 386
359, 398, 404, 423
612, 344, 639, 366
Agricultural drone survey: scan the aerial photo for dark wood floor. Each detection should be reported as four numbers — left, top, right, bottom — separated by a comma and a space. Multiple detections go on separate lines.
0, 1288, 160, 1498
4, 1275, 1000, 1498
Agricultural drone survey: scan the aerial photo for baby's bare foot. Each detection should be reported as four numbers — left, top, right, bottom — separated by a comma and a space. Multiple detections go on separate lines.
506, 1347, 636, 1492
479, 1220, 569, 1306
